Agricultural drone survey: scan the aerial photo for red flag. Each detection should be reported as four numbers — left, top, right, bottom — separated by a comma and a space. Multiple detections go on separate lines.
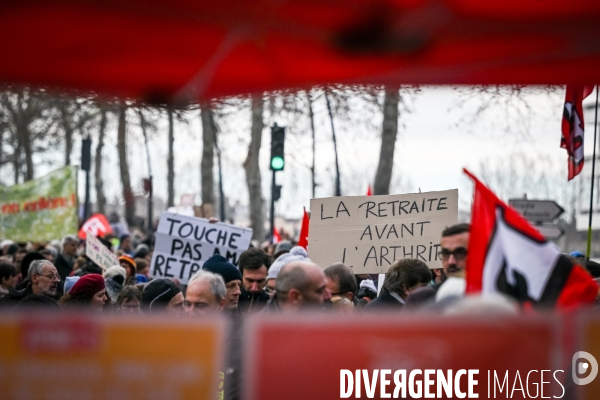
298, 208, 309, 249
273, 227, 281, 244
464, 168, 598, 308
78, 213, 112, 239
560, 85, 594, 180
366, 185, 372, 196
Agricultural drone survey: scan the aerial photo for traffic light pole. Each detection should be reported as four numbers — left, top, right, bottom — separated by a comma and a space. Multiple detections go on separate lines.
270, 169, 276, 244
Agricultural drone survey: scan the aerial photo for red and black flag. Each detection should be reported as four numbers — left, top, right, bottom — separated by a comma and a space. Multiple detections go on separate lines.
298, 207, 309, 249
464, 169, 598, 308
560, 85, 594, 180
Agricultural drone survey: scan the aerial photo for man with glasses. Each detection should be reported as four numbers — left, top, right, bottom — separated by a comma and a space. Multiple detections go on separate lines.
0, 259, 60, 308
438, 223, 470, 281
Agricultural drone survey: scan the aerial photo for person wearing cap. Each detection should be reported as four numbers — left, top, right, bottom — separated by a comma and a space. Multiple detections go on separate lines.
202, 255, 242, 313
273, 240, 292, 259
118, 255, 136, 285
59, 273, 107, 312
141, 278, 184, 315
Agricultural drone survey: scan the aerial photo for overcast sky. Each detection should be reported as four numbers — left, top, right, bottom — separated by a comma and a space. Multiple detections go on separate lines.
25, 85, 598, 221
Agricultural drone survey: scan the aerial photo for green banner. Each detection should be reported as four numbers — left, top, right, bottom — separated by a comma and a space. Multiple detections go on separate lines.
0, 166, 78, 242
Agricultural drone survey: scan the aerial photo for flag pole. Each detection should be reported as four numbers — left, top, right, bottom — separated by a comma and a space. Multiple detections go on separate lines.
586, 86, 600, 260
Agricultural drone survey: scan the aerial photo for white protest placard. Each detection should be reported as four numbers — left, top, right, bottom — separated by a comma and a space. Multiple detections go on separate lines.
309, 189, 458, 274
86, 232, 119, 270
151, 212, 253, 285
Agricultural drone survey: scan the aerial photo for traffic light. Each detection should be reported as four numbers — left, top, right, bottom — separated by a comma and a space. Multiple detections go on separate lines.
270, 124, 285, 171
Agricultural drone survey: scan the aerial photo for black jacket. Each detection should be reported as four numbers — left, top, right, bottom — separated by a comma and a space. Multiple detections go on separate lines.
0, 284, 33, 309
363, 288, 404, 310
238, 288, 270, 313
54, 253, 74, 281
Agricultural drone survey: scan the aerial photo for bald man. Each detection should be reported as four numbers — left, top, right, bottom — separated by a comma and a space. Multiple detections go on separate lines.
271, 261, 332, 311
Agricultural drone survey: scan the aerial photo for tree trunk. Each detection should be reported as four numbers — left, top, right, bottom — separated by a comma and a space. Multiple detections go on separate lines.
117, 104, 136, 227
16, 93, 34, 181
200, 103, 215, 205
94, 107, 108, 214
374, 87, 400, 195
167, 107, 175, 207
307, 91, 317, 199
244, 95, 265, 242
60, 104, 74, 166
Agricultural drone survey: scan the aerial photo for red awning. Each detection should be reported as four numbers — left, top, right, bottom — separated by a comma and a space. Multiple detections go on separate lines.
2, 0, 600, 102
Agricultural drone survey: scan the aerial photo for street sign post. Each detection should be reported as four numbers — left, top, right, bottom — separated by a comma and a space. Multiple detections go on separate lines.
509, 199, 565, 240
535, 224, 565, 240
508, 199, 565, 223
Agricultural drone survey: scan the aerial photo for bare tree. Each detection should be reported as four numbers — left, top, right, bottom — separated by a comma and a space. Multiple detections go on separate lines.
374, 86, 400, 195
166, 106, 175, 207
94, 105, 108, 214
0, 87, 59, 182
244, 94, 266, 241
200, 103, 216, 206
117, 104, 136, 227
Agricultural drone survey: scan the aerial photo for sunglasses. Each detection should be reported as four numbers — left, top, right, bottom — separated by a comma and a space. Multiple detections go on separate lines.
438, 247, 468, 261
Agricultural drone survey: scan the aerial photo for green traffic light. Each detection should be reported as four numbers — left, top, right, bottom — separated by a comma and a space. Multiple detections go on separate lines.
271, 156, 285, 170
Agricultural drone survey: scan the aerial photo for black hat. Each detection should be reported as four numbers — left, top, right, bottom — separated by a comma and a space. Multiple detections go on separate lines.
141, 279, 181, 313
16, 294, 60, 310
202, 255, 242, 284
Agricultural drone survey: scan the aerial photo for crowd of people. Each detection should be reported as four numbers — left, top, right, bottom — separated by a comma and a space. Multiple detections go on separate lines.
1, 222, 600, 399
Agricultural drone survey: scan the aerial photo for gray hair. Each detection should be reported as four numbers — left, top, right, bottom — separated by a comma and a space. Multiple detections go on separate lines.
61, 234, 79, 250
28, 260, 54, 280
189, 270, 226, 302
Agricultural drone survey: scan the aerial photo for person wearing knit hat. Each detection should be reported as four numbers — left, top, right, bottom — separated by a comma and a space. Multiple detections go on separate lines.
104, 265, 127, 281
265, 246, 311, 297
141, 278, 184, 315
63, 276, 80, 294
118, 255, 136, 284
202, 254, 242, 312
59, 273, 107, 312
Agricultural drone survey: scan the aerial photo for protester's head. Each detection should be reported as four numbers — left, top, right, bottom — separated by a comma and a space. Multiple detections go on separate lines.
13, 248, 27, 273
135, 258, 149, 276
104, 265, 127, 281
61, 235, 79, 256
39, 248, 55, 262
383, 258, 432, 300
118, 255, 136, 281
28, 260, 60, 296
202, 255, 242, 311
141, 278, 184, 315
16, 294, 60, 310
134, 244, 150, 259
120, 234, 132, 251
266, 246, 310, 297
0, 261, 18, 291
238, 248, 271, 293
585, 259, 600, 278
60, 273, 107, 311
1, 239, 14, 255
324, 263, 357, 302
275, 261, 331, 310
274, 240, 293, 259
439, 223, 470, 279
19, 251, 46, 281
116, 285, 143, 315
185, 270, 226, 316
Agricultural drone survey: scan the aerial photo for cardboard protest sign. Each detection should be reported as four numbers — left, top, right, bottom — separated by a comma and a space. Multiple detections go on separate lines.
309, 190, 458, 273
0, 166, 78, 242
0, 314, 227, 400
86, 233, 119, 270
151, 212, 252, 284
